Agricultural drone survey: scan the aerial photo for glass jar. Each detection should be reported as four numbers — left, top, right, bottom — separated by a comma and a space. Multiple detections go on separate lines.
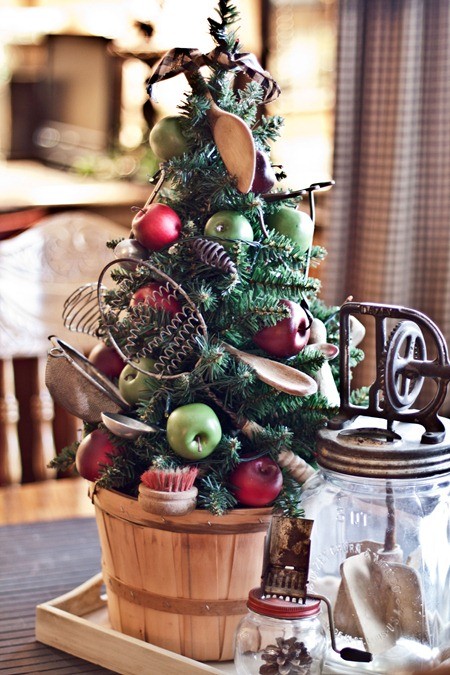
300, 417, 450, 674
234, 588, 327, 675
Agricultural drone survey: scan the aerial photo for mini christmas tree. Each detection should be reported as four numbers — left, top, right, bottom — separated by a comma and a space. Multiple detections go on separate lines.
50, 0, 363, 515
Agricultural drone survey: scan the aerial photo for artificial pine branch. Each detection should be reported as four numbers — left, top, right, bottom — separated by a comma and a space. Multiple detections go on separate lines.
48, 441, 78, 473
197, 474, 237, 515
253, 114, 285, 147
272, 472, 305, 518
208, 0, 240, 52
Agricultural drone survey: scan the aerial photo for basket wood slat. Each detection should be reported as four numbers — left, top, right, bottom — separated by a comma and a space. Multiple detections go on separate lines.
90, 485, 272, 662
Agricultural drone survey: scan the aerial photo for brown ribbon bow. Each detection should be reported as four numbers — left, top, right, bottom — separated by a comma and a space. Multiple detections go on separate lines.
146, 46, 281, 103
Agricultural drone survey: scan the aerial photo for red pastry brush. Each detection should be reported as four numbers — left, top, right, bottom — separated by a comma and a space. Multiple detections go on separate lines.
139, 466, 199, 516
140, 466, 199, 492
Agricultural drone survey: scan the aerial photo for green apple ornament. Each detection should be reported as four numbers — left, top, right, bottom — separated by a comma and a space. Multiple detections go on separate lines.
118, 356, 159, 406
254, 299, 311, 358
149, 115, 188, 161
204, 210, 254, 248
267, 206, 314, 253
166, 403, 222, 460
132, 203, 182, 251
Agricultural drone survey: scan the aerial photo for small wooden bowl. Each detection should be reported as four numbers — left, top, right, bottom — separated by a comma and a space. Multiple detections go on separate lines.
138, 483, 198, 516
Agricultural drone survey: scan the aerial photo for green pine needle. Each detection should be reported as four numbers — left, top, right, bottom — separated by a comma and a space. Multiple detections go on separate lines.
197, 475, 237, 515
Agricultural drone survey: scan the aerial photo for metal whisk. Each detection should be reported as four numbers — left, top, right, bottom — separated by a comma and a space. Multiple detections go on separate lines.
62, 282, 105, 337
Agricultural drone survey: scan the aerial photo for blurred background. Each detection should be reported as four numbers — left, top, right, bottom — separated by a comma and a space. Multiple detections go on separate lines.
0, 0, 336, 193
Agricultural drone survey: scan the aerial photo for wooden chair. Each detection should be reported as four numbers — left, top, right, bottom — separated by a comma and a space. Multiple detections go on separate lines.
0, 210, 128, 485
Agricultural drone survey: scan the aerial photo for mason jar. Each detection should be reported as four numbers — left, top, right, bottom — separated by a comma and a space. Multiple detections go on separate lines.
234, 589, 327, 674
300, 416, 450, 674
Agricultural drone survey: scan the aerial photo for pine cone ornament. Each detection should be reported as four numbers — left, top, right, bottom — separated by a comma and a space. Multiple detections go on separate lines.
260, 636, 313, 675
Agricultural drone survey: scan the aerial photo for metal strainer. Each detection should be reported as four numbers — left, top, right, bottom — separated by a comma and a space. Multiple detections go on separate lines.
45, 336, 129, 424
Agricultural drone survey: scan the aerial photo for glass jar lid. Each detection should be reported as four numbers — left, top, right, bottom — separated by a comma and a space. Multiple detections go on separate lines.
247, 587, 321, 619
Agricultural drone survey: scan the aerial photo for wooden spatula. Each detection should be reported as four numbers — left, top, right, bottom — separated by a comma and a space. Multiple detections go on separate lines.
187, 71, 256, 193
334, 541, 428, 655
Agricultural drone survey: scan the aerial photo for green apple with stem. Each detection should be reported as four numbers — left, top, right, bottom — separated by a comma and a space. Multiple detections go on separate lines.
166, 403, 222, 460
118, 356, 159, 406
267, 206, 314, 253
204, 210, 254, 249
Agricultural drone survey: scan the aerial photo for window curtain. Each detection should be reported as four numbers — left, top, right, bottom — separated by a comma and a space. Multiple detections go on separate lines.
321, 0, 450, 400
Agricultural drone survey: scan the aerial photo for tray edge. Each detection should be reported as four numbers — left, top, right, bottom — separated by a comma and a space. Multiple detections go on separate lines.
35, 573, 233, 675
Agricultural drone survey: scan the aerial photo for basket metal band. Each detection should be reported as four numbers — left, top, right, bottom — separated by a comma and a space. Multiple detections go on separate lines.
105, 573, 247, 616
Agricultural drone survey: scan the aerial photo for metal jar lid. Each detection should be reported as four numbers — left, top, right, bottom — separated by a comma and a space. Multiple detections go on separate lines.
247, 588, 321, 619
316, 415, 450, 478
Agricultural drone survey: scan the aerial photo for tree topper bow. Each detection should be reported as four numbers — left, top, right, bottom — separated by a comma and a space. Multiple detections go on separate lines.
146, 46, 281, 104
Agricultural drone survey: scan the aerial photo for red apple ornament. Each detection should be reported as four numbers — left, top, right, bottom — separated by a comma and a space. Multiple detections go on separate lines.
87, 342, 125, 380
253, 299, 311, 358
130, 282, 182, 315
75, 429, 119, 482
132, 203, 182, 251
229, 455, 283, 507
251, 149, 276, 194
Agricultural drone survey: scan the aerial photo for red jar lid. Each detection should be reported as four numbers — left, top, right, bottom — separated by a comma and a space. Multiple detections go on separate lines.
247, 587, 321, 619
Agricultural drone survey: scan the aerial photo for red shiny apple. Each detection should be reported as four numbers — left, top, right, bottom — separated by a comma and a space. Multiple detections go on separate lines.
251, 149, 276, 194
228, 455, 283, 507
253, 299, 311, 358
132, 203, 182, 251
87, 342, 125, 380
75, 429, 119, 482
130, 282, 182, 315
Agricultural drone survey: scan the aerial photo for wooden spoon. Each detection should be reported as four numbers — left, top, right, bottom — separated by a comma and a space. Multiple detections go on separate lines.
187, 72, 256, 194
223, 343, 317, 396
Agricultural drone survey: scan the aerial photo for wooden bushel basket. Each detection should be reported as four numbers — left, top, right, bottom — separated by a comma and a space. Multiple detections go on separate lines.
90, 485, 272, 662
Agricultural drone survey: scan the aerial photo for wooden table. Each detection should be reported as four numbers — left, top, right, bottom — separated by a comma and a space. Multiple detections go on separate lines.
0, 479, 114, 674
0, 476, 95, 525
0, 161, 150, 211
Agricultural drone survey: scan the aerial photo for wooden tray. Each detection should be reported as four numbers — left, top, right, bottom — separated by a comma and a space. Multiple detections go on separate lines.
36, 573, 236, 675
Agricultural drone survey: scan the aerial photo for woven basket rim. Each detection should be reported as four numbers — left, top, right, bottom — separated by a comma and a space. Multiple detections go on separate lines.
89, 483, 273, 534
